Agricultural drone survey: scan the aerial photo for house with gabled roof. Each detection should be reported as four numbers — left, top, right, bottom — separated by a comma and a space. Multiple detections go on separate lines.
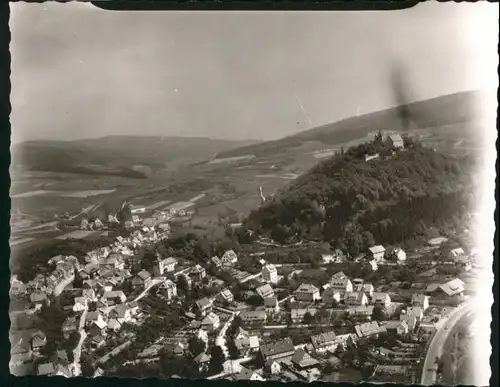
328, 271, 353, 292
368, 245, 386, 261
189, 265, 207, 282
235, 367, 265, 381
216, 288, 234, 304
73, 296, 88, 312
448, 247, 465, 259
434, 278, 465, 297
383, 320, 409, 336
233, 326, 249, 341
89, 320, 107, 338
239, 310, 267, 326
411, 294, 429, 311
29, 291, 48, 307
90, 335, 106, 350
10, 336, 33, 365
31, 331, 47, 354
201, 312, 220, 332
354, 321, 386, 339
371, 292, 391, 309
264, 296, 280, 314
155, 257, 177, 276
256, 284, 275, 299
262, 264, 278, 284
132, 270, 152, 289
291, 308, 317, 323
37, 362, 72, 377
355, 283, 374, 297
210, 256, 222, 267
344, 291, 368, 306
386, 134, 404, 149
102, 290, 127, 305
159, 279, 177, 300
62, 316, 78, 339
195, 297, 213, 317
221, 249, 238, 265
260, 338, 295, 362
311, 331, 338, 354
235, 336, 260, 356
109, 304, 133, 324
85, 311, 106, 328
322, 287, 341, 305
292, 348, 320, 370
294, 283, 320, 302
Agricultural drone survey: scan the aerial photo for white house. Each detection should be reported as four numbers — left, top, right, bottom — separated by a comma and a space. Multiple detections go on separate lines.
195, 297, 213, 316
368, 245, 386, 261
411, 294, 429, 311
201, 312, 220, 332
355, 283, 374, 298
265, 360, 281, 375
294, 283, 321, 302
235, 336, 260, 355
156, 257, 177, 276
216, 289, 234, 304
73, 297, 88, 312
130, 205, 147, 214
239, 310, 267, 326
384, 320, 409, 335
329, 272, 353, 292
386, 134, 404, 149
344, 291, 368, 306
391, 248, 407, 262
109, 304, 133, 324
406, 306, 424, 321
448, 247, 465, 259
322, 288, 341, 305
371, 292, 391, 309
221, 250, 238, 265
311, 331, 338, 354
159, 279, 178, 300
264, 297, 280, 314
368, 260, 378, 272
262, 264, 278, 284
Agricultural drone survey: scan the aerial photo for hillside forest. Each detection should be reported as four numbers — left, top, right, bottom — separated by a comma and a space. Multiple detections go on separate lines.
244, 134, 476, 256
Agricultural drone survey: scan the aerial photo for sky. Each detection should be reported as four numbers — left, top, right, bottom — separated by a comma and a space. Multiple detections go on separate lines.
9, 2, 498, 143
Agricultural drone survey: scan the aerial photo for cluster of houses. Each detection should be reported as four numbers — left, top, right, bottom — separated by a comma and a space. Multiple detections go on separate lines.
10, 197, 474, 382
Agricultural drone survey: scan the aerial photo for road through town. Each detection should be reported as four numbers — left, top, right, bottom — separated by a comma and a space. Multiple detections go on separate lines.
421, 302, 474, 385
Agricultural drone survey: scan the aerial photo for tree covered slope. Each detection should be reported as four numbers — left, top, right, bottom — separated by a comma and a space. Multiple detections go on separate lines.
244, 140, 476, 255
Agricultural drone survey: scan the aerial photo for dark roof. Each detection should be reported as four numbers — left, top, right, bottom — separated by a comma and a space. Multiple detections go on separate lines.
261, 338, 294, 357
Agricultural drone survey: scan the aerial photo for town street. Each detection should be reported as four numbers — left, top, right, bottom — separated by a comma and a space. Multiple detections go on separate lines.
215, 312, 235, 358
421, 301, 474, 385
71, 306, 88, 376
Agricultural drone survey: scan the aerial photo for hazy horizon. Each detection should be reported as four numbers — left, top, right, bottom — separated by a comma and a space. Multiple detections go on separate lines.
10, 2, 497, 144
11, 88, 484, 146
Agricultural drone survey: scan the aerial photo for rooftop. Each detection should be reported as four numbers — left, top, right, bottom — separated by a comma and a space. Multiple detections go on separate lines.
261, 338, 295, 357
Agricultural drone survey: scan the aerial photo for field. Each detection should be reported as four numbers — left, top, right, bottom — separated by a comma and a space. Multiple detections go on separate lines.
9, 91, 483, 258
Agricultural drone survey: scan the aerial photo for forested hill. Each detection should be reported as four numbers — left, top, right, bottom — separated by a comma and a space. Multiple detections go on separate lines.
244, 140, 476, 256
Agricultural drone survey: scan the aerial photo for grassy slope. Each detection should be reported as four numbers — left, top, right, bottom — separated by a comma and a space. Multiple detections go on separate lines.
215, 90, 480, 159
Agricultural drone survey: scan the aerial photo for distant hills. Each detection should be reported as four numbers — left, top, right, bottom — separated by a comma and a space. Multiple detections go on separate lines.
216, 90, 481, 159
12, 136, 260, 178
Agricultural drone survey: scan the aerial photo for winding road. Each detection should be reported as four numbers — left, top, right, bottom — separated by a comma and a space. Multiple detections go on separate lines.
71, 307, 88, 376
421, 302, 474, 385
71, 278, 166, 375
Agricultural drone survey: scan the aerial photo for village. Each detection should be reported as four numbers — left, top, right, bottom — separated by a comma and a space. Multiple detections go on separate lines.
9, 185, 479, 383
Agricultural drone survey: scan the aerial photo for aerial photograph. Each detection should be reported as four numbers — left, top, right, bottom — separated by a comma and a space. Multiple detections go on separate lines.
9, 2, 497, 384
